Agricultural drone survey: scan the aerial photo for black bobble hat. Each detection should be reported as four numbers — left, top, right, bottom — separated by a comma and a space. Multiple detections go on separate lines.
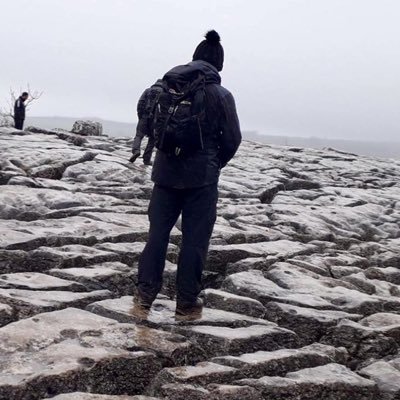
193, 30, 224, 71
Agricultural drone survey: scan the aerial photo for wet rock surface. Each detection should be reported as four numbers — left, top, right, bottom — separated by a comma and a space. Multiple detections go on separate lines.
48, 395, 159, 400
0, 126, 400, 399
238, 363, 378, 399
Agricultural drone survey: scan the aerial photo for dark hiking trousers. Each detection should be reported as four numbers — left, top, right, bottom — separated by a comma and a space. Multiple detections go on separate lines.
142, 136, 155, 163
137, 182, 218, 304
132, 132, 155, 164
14, 119, 24, 130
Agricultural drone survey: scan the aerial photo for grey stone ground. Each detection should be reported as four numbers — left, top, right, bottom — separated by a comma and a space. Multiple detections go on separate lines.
0, 126, 400, 399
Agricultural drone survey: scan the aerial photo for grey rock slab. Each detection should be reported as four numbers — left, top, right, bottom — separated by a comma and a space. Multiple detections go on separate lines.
208, 385, 263, 400
217, 180, 259, 199
202, 288, 266, 318
359, 312, 400, 340
321, 312, 400, 360
271, 202, 387, 244
7, 175, 92, 192
344, 272, 400, 297
25, 244, 122, 272
239, 363, 378, 400
94, 242, 179, 264
225, 257, 274, 275
94, 242, 147, 264
0, 308, 192, 398
1, 343, 158, 399
0, 307, 191, 364
265, 301, 362, 344
0, 272, 87, 291
330, 265, 364, 278
48, 394, 159, 399
150, 362, 239, 395
230, 213, 272, 229
360, 359, 400, 400
177, 324, 299, 358
223, 270, 335, 310
374, 239, 400, 267
25, 126, 88, 146
342, 272, 384, 295
0, 245, 122, 274
0, 288, 112, 318
0, 216, 149, 251
86, 297, 270, 329
71, 120, 103, 136
280, 256, 331, 277
265, 262, 399, 315
212, 343, 348, 379
350, 238, 400, 268
0, 185, 122, 221
80, 212, 148, 229
51, 260, 176, 298
62, 159, 138, 186
0, 303, 14, 327
322, 318, 399, 363
207, 240, 317, 273
211, 219, 277, 244
41, 206, 130, 220
218, 203, 274, 220
159, 384, 209, 400
29, 151, 96, 180
365, 267, 400, 285
307, 251, 370, 269
0, 131, 97, 173
79, 184, 147, 201
0, 249, 32, 274
49, 262, 135, 295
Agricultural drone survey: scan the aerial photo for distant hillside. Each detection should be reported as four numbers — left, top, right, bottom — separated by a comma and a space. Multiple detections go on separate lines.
26, 116, 400, 159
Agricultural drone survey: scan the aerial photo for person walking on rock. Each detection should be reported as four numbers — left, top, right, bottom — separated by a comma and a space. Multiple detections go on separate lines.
130, 80, 164, 166
135, 30, 242, 316
14, 92, 28, 130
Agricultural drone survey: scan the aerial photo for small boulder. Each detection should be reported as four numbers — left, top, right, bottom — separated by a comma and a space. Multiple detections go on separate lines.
71, 120, 102, 136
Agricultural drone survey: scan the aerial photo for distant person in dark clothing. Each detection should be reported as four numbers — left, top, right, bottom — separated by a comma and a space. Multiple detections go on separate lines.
14, 92, 28, 130
135, 30, 241, 317
130, 80, 163, 166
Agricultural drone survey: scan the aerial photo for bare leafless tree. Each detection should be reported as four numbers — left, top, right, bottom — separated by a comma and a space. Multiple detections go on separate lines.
0, 85, 43, 127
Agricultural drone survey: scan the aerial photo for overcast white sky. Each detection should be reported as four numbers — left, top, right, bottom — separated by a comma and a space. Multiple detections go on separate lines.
1, 0, 399, 140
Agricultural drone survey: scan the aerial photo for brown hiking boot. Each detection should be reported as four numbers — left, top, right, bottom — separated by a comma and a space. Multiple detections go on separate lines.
176, 298, 204, 317
133, 290, 154, 310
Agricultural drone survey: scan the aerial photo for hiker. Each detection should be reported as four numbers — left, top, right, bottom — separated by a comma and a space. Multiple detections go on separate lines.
14, 92, 28, 130
130, 80, 164, 166
135, 30, 242, 316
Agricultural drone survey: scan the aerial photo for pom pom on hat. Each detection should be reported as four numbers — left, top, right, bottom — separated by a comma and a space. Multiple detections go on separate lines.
205, 30, 221, 45
193, 29, 224, 71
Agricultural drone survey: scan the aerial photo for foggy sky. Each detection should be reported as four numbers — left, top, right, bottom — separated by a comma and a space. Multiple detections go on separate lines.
1, 0, 399, 141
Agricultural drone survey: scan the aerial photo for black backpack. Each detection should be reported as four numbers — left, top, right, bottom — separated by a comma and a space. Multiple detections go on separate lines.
140, 82, 164, 137
153, 71, 206, 157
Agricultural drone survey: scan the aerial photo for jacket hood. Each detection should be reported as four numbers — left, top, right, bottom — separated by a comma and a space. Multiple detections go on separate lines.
164, 60, 221, 86
153, 79, 164, 87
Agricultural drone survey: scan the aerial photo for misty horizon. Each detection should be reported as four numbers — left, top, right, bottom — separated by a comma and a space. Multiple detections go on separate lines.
28, 114, 400, 144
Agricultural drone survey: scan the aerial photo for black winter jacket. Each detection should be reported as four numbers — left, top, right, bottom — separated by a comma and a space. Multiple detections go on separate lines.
14, 97, 26, 120
152, 60, 241, 189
